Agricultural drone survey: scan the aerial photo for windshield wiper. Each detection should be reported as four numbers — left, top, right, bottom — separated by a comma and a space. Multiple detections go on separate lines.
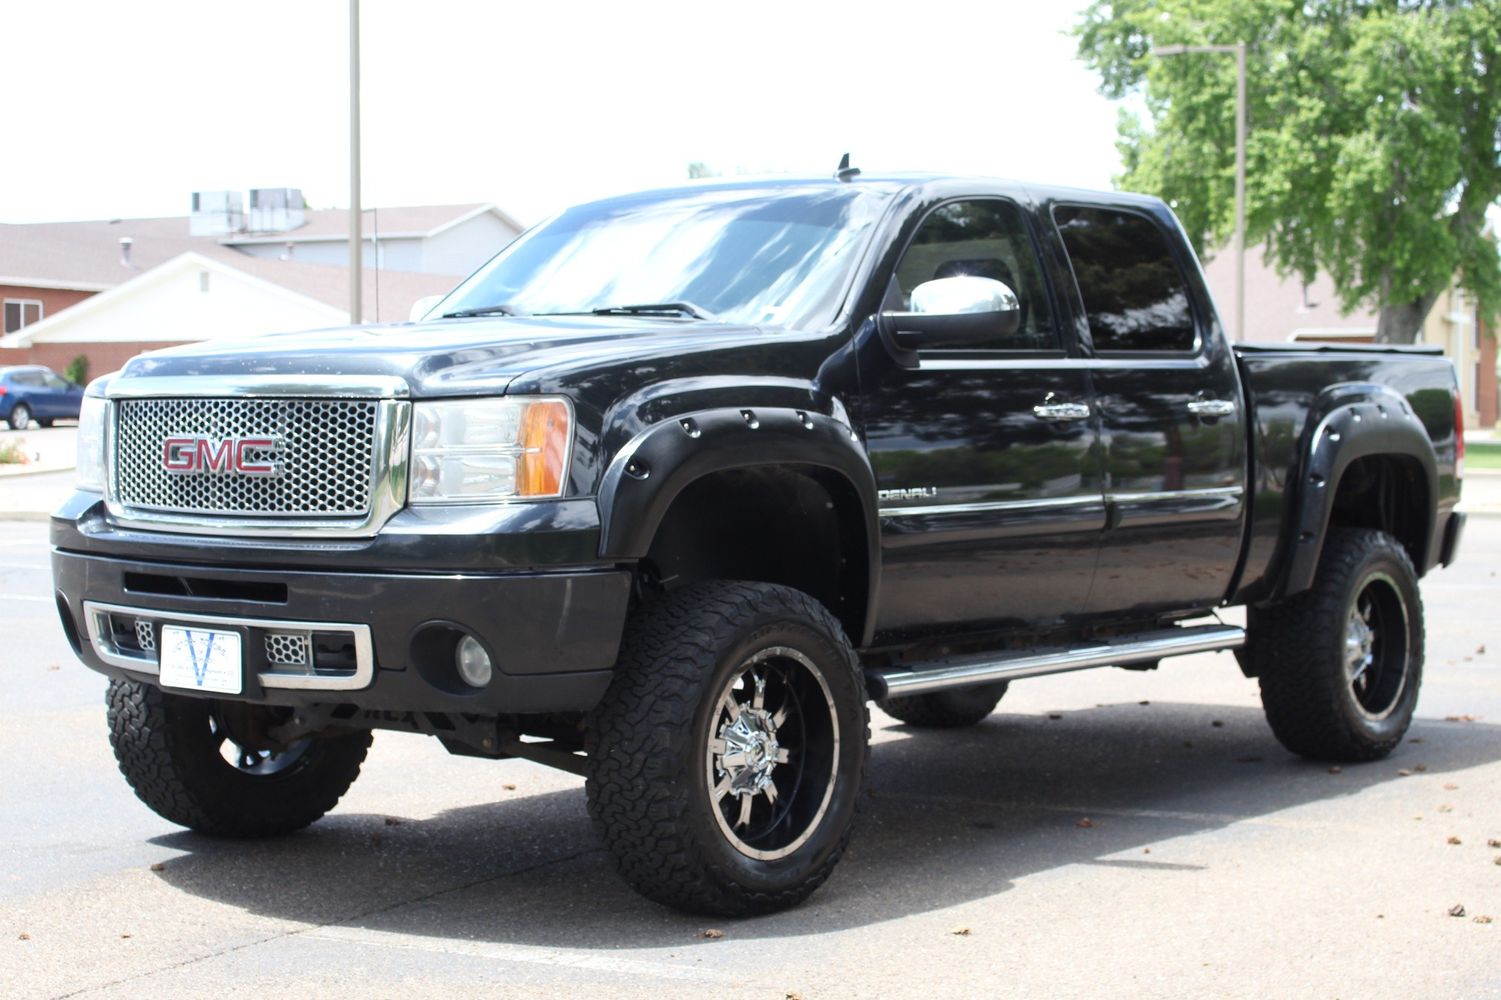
564, 301, 718, 321
440, 303, 527, 319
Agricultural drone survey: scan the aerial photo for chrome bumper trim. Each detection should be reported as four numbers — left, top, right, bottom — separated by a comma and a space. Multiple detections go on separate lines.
82, 600, 376, 692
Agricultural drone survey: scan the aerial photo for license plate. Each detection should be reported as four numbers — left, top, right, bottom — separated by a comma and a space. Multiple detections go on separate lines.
158, 626, 243, 695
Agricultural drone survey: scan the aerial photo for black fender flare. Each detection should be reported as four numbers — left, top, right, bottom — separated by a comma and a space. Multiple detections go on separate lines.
596, 406, 880, 646
1280, 385, 1438, 597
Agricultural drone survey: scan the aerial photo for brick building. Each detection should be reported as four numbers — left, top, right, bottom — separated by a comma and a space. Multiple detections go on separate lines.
1202, 244, 1498, 429
0, 195, 521, 377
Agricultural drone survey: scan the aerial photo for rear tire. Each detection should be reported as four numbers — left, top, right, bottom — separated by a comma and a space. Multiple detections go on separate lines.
107, 679, 372, 837
586, 581, 868, 916
8, 403, 31, 431
879, 682, 1008, 728
1249, 528, 1423, 762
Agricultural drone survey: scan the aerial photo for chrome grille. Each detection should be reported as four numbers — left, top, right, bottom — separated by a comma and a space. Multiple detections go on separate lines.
114, 398, 379, 518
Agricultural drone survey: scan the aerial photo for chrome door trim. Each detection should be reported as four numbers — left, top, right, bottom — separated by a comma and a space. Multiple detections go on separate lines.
879, 495, 1102, 519
1107, 486, 1244, 504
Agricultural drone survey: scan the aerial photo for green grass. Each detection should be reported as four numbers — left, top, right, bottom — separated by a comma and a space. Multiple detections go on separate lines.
0, 439, 27, 465
1468, 441, 1501, 471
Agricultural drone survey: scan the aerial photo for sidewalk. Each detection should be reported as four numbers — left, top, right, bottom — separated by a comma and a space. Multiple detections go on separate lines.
0, 426, 77, 520
0, 425, 77, 478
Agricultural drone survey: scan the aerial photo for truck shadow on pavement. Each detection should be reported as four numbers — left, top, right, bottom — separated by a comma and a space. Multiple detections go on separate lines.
148, 701, 1501, 946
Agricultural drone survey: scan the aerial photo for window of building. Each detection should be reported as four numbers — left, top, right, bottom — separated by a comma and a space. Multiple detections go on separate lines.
1053, 206, 1197, 353
892, 199, 1056, 351
3, 299, 43, 334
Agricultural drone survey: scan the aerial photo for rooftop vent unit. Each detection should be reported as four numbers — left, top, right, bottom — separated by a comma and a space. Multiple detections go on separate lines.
189, 191, 245, 236
248, 188, 306, 234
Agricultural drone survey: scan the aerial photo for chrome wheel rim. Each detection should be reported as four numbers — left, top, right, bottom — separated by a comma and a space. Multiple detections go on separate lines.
704, 645, 840, 861
1345, 571, 1410, 720
209, 711, 310, 777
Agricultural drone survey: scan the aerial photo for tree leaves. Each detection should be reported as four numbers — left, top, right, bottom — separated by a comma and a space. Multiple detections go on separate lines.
1074, 0, 1501, 342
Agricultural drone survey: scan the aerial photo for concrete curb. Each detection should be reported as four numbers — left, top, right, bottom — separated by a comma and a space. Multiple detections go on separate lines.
0, 512, 53, 523
0, 464, 76, 479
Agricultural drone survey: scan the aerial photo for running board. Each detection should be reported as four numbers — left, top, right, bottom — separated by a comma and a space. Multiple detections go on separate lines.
866, 624, 1245, 701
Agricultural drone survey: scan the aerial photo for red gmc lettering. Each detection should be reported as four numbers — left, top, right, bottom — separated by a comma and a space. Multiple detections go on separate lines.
234, 438, 277, 474
162, 436, 279, 475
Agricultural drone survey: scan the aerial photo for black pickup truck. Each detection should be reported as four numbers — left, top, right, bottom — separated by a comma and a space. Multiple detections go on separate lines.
51, 173, 1465, 916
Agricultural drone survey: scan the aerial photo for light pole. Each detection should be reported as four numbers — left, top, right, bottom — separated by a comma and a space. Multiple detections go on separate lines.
1150, 42, 1246, 343
349, 0, 363, 324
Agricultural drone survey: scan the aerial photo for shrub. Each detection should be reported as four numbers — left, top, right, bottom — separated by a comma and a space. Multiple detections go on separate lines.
64, 355, 90, 386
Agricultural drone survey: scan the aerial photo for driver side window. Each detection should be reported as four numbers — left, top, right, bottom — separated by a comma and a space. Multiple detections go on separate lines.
893, 199, 1056, 351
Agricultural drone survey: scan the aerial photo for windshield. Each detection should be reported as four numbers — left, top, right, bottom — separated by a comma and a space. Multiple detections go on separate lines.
435, 185, 892, 329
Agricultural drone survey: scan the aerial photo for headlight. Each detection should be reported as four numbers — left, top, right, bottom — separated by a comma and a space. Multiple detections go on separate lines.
409, 397, 572, 504
76, 395, 108, 493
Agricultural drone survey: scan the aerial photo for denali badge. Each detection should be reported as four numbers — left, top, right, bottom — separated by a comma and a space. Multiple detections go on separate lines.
877, 487, 938, 502
163, 436, 282, 476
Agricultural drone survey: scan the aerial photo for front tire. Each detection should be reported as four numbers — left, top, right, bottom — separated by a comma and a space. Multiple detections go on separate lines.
586, 582, 868, 916
107, 680, 372, 837
1249, 528, 1424, 761
880, 682, 1008, 728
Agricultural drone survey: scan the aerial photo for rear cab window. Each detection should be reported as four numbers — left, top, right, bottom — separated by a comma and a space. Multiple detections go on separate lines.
1052, 205, 1198, 354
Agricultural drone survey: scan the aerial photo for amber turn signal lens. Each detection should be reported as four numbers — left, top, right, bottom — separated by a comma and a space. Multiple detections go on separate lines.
518, 400, 570, 497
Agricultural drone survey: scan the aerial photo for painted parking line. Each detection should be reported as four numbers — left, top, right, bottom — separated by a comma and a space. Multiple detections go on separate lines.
302, 926, 735, 984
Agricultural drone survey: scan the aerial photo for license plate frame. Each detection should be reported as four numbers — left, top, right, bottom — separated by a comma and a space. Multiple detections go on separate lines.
158, 625, 244, 695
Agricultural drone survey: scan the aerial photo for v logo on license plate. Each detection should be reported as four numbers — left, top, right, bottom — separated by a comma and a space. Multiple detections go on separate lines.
186, 632, 218, 686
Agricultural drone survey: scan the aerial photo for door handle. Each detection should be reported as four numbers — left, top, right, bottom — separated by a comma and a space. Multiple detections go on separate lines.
1186, 399, 1236, 418
1032, 401, 1091, 422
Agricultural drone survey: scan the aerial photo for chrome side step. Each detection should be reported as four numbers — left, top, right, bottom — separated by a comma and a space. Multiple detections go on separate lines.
867, 624, 1245, 701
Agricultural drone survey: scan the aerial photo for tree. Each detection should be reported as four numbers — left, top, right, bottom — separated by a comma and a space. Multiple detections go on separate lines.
1075, 0, 1501, 343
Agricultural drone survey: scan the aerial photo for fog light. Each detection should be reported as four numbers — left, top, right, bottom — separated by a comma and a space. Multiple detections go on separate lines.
455, 635, 493, 688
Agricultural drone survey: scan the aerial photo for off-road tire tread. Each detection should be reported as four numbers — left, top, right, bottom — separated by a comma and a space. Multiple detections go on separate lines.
585, 581, 868, 916
1251, 528, 1423, 762
107, 679, 372, 837
879, 683, 1008, 728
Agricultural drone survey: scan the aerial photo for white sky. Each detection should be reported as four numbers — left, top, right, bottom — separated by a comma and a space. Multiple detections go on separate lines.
1, 0, 1126, 227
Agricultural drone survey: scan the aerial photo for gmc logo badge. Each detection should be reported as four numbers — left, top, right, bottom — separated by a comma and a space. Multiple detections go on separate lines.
163, 436, 281, 476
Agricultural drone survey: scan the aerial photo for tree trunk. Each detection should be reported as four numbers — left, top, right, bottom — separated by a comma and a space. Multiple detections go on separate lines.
1374, 294, 1439, 344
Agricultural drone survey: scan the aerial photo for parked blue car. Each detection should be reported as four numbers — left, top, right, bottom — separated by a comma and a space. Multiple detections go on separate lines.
0, 365, 85, 431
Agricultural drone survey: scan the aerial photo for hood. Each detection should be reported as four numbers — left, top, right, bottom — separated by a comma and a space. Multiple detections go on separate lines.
115, 315, 779, 397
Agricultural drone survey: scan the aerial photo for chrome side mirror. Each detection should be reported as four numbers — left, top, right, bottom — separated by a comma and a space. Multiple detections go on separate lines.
910, 275, 1019, 317
878, 276, 1022, 354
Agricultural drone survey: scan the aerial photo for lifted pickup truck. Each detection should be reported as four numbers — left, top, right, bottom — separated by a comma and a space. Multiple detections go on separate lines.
52, 173, 1465, 915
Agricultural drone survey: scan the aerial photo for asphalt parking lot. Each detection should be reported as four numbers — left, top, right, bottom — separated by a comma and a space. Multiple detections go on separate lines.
1, 512, 1497, 999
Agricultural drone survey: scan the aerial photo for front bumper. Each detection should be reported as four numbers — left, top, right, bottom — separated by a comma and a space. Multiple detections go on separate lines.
51, 493, 632, 715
